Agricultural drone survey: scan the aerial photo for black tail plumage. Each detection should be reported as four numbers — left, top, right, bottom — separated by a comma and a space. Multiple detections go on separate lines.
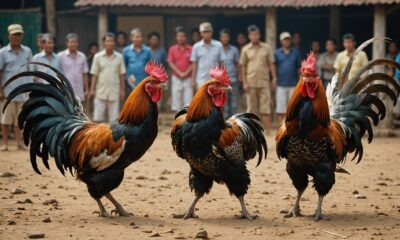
3, 62, 87, 175
328, 38, 400, 163
231, 113, 268, 167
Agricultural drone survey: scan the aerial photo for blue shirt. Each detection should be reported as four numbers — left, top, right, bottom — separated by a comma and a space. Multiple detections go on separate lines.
33, 51, 64, 82
275, 47, 301, 87
190, 39, 225, 87
222, 45, 240, 83
395, 53, 400, 83
0, 44, 33, 101
150, 47, 167, 67
123, 44, 152, 88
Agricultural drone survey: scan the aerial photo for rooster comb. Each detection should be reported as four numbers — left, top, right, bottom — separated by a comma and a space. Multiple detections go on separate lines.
209, 65, 231, 85
145, 61, 168, 82
301, 52, 318, 76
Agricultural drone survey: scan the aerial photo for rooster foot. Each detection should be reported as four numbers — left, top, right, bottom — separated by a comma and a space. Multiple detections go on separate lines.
92, 210, 111, 218
235, 211, 258, 221
284, 206, 304, 218
313, 211, 330, 221
110, 208, 131, 217
172, 211, 198, 220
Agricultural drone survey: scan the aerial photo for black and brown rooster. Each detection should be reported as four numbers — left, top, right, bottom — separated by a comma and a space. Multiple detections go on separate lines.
171, 66, 267, 221
276, 38, 400, 221
3, 61, 168, 217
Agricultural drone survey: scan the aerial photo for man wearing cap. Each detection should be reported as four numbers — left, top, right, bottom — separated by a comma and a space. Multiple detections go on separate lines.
240, 25, 277, 134
190, 22, 225, 90
274, 32, 301, 122
0, 24, 33, 151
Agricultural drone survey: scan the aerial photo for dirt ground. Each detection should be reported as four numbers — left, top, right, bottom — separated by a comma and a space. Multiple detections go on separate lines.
0, 117, 400, 240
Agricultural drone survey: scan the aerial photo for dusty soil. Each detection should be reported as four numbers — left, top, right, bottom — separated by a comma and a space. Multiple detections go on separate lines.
1, 116, 400, 240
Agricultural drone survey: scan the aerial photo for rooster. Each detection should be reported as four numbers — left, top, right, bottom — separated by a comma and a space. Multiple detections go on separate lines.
275, 38, 400, 221
171, 66, 267, 221
3, 61, 168, 217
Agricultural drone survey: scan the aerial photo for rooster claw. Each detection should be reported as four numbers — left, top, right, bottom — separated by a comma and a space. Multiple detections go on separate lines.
235, 213, 258, 221
284, 211, 304, 218
110, 209, 131, 217
172, 212, 198, 220
313, 212, 330, 221
92, 210, 111, 218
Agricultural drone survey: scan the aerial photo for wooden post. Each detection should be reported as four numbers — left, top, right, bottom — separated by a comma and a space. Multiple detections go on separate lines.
45, 0, 56, 35
98, 6, 109, 49
373, 5, 391, 128
329, 6, 340, 40
265, 7, 277, 51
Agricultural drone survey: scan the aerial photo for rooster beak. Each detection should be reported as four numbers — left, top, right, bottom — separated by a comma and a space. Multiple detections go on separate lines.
223, 85, 232, 93
159, 83, 167, 89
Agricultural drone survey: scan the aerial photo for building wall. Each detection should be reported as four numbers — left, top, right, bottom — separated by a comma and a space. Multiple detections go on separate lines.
117, 16, 164, 45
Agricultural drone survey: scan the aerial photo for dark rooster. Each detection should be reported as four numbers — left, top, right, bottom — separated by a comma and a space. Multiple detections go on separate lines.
3, 61, 168, 217
276, 38, 400, 221
171, 66, 267, 221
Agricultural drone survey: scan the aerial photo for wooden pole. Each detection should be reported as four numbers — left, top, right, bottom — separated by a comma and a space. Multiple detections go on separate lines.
265, 7, 277, 51
98, 6, 109, 49
45, 0, 56, 35
373, 5, 391, 128
329, 6, 340, 40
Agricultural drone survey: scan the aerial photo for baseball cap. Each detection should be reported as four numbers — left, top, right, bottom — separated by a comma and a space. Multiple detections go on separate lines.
199, 22, 213, 32
8, 24, 24, 35
280, 32, 291, 41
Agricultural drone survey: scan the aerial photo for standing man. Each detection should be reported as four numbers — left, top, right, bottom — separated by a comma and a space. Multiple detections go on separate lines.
318, 38, 337, 87
334, 33, 368, 86
168, 26, 193, 113
274, 32, 301, 122
240, 25, 277, 134
190, 22, 225, 90
123, 28, 152, 94
0, 24, 32, 151
58, 33, 89, 103
236, 32, 248, 53
32, 33, 64, 81
219, 28, 240, 118
115, 31, 127, 53
90, 33, 126, 123
292, 32, 306, 59
148, 32, 167, 67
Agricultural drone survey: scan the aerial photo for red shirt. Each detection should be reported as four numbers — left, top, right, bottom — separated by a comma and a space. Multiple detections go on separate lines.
167, 44, 192, 78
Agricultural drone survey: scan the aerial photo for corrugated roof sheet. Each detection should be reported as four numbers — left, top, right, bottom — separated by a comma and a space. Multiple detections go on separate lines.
75, 0, 400, 8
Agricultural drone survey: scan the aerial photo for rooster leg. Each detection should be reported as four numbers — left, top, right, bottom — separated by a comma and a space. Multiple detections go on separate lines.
314, 195, 329, 221
106, 193, 130, 217
172, 195, 201, 219
93, 198, 111, 217
284, 190, 305, 218
235, 195, 258, 221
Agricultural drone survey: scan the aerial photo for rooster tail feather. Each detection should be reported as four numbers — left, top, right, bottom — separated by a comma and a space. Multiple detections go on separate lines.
3, 63, 87, 175
330, 38, 400, 164
232, 113, 267, 167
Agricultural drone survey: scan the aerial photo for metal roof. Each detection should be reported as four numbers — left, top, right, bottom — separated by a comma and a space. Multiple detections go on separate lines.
75, 0, 400, 8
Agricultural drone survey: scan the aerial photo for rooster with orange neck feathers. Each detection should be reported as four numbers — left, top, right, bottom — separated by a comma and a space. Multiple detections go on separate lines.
3, 61, 167, 217
276, 38, 400, 221
171, 66, 267, 221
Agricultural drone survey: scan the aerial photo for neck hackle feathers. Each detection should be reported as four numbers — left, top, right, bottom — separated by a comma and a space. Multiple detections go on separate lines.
209, 65, 231, 85
145, 61, 168, 82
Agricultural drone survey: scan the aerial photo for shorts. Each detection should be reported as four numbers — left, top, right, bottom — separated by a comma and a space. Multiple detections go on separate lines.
93, 98, 119, 122
1, 101, 23, 126
246, 87, 271, 115
276, 86, 295, 114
